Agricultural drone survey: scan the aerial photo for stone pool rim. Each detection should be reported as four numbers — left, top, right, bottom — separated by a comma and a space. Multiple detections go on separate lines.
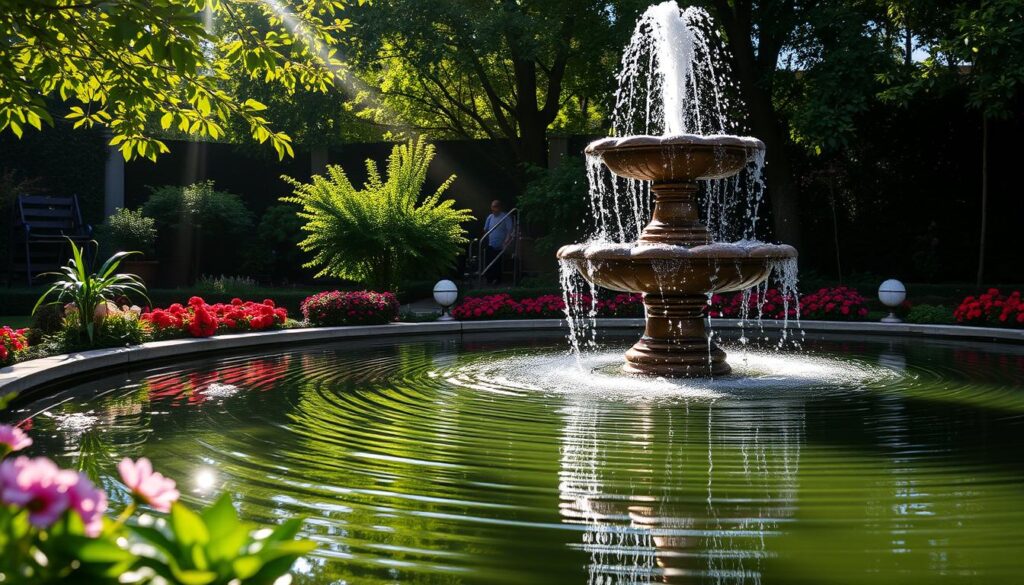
2, 319, 1022, 401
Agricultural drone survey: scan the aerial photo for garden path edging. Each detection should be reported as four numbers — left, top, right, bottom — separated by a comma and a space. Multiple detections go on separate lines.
2, 318, 1022, 401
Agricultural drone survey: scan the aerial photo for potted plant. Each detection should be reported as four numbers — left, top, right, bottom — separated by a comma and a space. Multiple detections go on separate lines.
99, 207, 159, 285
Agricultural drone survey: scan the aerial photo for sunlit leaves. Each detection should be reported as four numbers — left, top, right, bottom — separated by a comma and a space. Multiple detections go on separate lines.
0, 0, 359, 160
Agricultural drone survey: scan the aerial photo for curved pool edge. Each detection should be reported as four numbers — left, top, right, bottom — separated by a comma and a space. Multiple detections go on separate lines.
2, 318, 1022, 401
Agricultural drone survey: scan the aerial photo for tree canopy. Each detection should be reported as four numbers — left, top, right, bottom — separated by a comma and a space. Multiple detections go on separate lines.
351, 0, 647, 170
0, 0, 363, 160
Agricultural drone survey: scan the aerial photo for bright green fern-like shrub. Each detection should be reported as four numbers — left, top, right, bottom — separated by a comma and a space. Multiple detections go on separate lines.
281, 137, 472, 291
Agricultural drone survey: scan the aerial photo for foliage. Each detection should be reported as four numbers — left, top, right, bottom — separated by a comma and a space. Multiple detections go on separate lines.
351, 0, 644, 168
143, 182, 255, 277
880, 0, 1024, 121
0, 427, 314, 584
954, 289, 1024, 328
0, 326, 28, 366
906, 304, 954, 325
33, 241, 149, 343
46, 308, 151, 352
282, 137, 472, 291
0, 0, 367, 161
301, 290, 399, 326
452, 292, 642, 320
143, 297, 287, 339
99, 208, 157, 257
144, 182, 254, 237
519, 158, 589, 259
709, 286, 869, 321
253, 204, 307, 281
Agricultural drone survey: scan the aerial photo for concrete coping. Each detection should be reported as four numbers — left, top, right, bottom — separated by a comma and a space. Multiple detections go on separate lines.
2, 318, 1022, 401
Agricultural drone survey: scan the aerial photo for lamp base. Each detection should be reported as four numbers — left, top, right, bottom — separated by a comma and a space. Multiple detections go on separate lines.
436, 313, 455, 322
880, 312, 902, 323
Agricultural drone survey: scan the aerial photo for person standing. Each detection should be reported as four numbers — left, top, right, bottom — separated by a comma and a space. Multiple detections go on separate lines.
482, 199, 514, 285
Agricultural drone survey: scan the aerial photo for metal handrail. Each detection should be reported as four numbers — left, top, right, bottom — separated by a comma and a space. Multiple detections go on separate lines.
470, 208, 519, 286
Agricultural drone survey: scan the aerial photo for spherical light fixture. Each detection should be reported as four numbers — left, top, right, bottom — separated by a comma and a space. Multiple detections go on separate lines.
433, 279, 459, 321
878, 279, 906, 323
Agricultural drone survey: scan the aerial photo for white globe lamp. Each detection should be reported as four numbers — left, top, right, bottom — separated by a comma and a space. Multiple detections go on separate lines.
878, 279, 906, 323
433, 280, 459, 321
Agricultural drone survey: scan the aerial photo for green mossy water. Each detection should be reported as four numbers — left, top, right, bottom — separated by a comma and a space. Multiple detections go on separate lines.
11, 332, 1024, 584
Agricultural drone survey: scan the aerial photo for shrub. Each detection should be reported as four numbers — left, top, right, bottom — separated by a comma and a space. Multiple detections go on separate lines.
301, 290, 399, 326
0, 326, 29, 366
798, 286, 869, 320
709, 288, 799, 319
282, 137, 473, 291
906, 304, 954, 324
48, 307, 151, 352
142, 181, 254, 277
708, 286, 868, 321
954, 289, 1024, 328
143, 297, 288, 339
452, 293, 642, 320
195, 274, 259, 295
253, 204, 307, 281
97, 207, 156, 256
0, 424, 314, 584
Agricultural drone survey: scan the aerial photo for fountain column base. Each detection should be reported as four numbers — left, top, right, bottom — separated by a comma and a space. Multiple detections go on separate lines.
624, 294, 730, 377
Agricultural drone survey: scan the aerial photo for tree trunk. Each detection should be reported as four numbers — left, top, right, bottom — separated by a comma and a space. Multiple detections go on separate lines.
976, 115, 988, 288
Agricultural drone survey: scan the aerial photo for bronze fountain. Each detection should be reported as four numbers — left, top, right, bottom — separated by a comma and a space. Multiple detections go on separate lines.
557, 134, 797, 377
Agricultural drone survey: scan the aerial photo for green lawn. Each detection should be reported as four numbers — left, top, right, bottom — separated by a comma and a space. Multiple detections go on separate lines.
0, 315, 31, 328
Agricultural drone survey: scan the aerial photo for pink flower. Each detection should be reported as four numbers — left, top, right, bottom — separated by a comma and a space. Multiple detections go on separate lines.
0, 456, 72, 528
67, 472, 107, 537
0, 424, 32, 453
118, 457, 179, 512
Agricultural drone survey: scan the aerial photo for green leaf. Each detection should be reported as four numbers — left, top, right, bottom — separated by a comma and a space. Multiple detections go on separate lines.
67, 536, 134, 564
170, 502, 210, 547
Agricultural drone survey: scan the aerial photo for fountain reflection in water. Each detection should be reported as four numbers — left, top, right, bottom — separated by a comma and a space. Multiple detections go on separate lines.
558, 1, 798, 377
559, 400, 804, 584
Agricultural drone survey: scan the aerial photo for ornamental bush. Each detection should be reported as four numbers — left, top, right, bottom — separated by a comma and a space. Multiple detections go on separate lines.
143, 297, 287, 339
954, 289, 1024, 328
300, 291, 400, 326
797, 286, 870, 320
710, 286, 868, 321
451, 293, 642, 321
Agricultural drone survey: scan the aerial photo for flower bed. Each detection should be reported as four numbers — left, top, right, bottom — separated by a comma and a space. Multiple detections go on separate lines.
954, 289, 1024, 328
301, 290, 399, 326
143, 296, 288, 339
0, 327, 29, 366
709, 286, 869, 321
452, 293, 642, 320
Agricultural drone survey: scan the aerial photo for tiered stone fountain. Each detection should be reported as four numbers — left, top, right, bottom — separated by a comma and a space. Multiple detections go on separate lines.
556, 3, 796, 377
558, 136, 796, 377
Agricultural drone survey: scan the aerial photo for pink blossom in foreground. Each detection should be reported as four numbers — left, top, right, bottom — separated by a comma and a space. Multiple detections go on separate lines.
0, 424, 32, 453
67, 472, 107, 537
118, 457, 179, 512
0, 456, 72, 528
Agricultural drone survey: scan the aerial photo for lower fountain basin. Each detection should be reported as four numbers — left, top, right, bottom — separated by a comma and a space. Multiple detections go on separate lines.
557, 242, 797, 295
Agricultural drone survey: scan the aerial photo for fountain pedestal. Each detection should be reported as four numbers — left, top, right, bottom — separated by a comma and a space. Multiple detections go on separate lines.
557, 134, 797, 378
625, 294, 730, 377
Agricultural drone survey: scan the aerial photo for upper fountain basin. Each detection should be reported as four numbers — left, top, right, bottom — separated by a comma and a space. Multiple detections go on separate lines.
557, 241, 796, 295
586, 134, 764, 182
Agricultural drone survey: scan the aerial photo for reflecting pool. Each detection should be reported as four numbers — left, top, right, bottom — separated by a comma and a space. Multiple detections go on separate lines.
9, 332, 1024, 584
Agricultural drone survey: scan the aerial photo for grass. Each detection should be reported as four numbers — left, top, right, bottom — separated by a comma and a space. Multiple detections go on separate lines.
0, 315, 31, 328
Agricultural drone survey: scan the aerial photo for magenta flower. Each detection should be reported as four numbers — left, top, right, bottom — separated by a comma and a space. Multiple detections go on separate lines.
0, 456, 73, 528
67, 472, 107, 537
118, 457, 179, 512
0, 424, 32, 454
